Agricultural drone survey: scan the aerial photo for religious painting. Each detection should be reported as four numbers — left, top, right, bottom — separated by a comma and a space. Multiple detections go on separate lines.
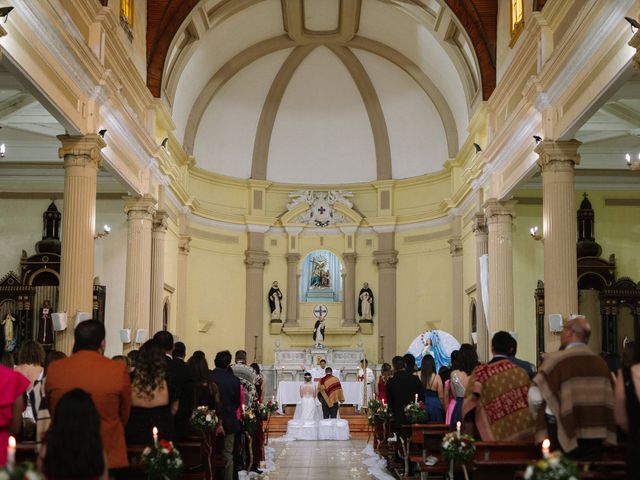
300, 249, 342, 302
310, 254, 330, 289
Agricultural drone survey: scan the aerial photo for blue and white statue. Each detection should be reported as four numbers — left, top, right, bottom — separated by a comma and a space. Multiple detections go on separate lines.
407, 330, 461, 371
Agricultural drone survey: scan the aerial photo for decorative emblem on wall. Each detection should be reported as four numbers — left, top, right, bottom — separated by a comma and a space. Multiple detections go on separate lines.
287, 190, 353, 227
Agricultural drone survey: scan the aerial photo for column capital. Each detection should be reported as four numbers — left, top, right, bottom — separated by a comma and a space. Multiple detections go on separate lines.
124, 194, 157, 219
58, 134, 106, 168
245, 250, 269, 268
629, 27, 640, 70
472, 213, 488, 235
448, 238, 463, 256
285, 252, 300, 264
373, 249, 398, 269
535, 139, 581, 172
484, 199, 516, 224
178, 235, 192, 255
343, 252, 357, 264
152, 211, 169, 233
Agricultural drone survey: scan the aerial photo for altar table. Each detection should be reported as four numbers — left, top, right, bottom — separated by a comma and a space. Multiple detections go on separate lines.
276, 380, 366, 413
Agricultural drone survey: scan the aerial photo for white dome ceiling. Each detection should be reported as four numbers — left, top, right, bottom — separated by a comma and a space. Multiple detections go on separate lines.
165, 0, 481, 184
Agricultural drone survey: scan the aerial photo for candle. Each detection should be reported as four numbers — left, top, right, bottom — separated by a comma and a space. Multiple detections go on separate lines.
414, 393, 418, 403
152, 427, 158, 447
456, 421, 461, 438
542, 438, 550, 458
271, 395, 275, 402
7, 435, 15, 469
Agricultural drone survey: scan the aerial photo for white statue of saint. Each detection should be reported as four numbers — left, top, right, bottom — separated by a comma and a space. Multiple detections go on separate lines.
2, 312, 16, 352
359, 291, 372, 320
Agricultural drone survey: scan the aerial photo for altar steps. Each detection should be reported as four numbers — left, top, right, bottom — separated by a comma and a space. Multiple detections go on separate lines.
266, 413, 371, 439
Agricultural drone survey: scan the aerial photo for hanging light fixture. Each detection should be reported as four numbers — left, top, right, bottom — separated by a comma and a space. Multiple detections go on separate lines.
625, 152, 640, 171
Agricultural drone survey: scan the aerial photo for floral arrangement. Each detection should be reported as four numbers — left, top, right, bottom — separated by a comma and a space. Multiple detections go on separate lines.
367, 399, 391, 425
404, 401, 427, 424
523, 452, 579, 480
441, 432, 476, 465
241, 408, 258, 434
141, 440, 183, 480
256, 400, 279, 420
367, 398, 382, 413
0, 463, 41, 480
189, 405, 218, 431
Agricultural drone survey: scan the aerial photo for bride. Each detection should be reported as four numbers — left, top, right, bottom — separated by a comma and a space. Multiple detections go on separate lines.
293, 372, 321, 421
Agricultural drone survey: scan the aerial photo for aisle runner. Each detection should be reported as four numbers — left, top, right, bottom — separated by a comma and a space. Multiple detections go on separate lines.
238, 446, 276, 480
360, 444, 395, 480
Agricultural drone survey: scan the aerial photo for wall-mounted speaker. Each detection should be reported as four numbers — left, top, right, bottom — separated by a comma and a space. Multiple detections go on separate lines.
549, 313, 563, 333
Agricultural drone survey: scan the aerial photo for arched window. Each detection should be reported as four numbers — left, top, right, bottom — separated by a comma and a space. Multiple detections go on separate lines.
510, 0, 524, 46
120, 0, 134, 28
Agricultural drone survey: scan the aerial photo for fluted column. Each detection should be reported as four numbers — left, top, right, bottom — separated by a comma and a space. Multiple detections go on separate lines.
472, 214, 490, 362
57, 134, 106, 353
448, 237, 464, 342
176, 235, 191, 340
485, 199, 516, 334
245, 232, 269, 362
373, 231, 398, 360
150, 211, 168, 335
536, 140, 581, 352
123, 195, 156, 351
343, 252, 357, 326
285, 253, 300, 326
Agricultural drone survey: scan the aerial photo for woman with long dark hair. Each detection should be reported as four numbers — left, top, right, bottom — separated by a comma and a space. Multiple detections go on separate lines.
420, 355, 444, 422
187, 351, 220, 411
125, 340, 174, 445
448, 344, 478, 430
615, 339, 640, 479
39, 388, 107, 479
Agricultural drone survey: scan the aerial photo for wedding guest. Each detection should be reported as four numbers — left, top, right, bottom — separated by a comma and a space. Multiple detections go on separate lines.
152, 331, 181, 416
188, 351, 220, 410
0, 352, 13, 368
112, 355, 130, 370
39, 388, 108, 479
403, 353, 417, 375
448, 344, 477, 431
376, 363, 392, 403
529, 315, 616, 458
0, 329, 28, 467
444, 351, 459, 425
250, 363, 263, 403
45, 320, 131, 472
318, 367, 344, 419
209, 350, 240, 480
386, 356, 423, 434
249, 362, 265, 472
127, 350, 139, 373
507, 335, 535, 378
126, 340, 175, 444
462, 331, 534, 441
615, 337, 640, 480
35, 350, 66, 448
420, 355, 444, 422
15, 340, 46, 440
172, 341, 194, 440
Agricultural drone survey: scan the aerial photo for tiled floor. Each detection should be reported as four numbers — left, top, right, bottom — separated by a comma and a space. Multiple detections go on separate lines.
265, 439, 376, 479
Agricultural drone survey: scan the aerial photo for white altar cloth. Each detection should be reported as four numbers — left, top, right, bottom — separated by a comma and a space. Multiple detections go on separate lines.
276, 380, 365, 413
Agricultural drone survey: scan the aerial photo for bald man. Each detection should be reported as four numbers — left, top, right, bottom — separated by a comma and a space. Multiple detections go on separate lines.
528, 315, 616, 459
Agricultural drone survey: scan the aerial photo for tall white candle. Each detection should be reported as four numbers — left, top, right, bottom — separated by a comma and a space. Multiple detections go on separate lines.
456, 421, 461, 438
152, 426, 158, 447
7, 435, 15, 469
542, 438, 550, 458
414, 393, 418, 403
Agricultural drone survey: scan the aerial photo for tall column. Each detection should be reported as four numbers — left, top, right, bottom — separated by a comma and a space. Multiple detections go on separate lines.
484, 199, 515, 334
245, 231, 269, 362
150, 211, 168, 335
176, 235, 192, 340
284, 253, 300, 326
57, 134, 106, 353
448, 237, 464, 342
343, 252, 357, 326
123, 195, 156, 351
373, 231, 398, 360
536, 140, 581, 352
472, 214, 490, 362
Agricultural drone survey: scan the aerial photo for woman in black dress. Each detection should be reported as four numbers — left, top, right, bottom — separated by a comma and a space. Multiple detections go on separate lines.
187, 350, 220, 411
125, 340, 175, 445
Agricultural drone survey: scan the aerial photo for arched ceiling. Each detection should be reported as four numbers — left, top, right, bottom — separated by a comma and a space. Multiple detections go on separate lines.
148, 0, 497, 184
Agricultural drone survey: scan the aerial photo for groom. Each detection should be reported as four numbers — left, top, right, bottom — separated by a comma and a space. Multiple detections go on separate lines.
318, 367, 344, 419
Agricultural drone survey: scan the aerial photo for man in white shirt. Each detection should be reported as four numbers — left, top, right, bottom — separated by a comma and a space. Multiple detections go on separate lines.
357, 359, 375, 410
310, 359, 328, 382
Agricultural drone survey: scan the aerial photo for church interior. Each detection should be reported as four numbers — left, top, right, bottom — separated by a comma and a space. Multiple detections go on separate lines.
0, 0, 639, 407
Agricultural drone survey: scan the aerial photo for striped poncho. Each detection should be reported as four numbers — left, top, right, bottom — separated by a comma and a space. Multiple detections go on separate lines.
319, 374, 345, 407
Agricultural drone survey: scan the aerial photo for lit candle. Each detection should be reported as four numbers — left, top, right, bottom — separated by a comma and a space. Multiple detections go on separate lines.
456, 421, 461, 438
382, 398, 386, 406
7, 435, 16, 469
271, 395, 275, 402
542, 438, 550, 458
152, 427, 158, 447
414, 393, 418, 403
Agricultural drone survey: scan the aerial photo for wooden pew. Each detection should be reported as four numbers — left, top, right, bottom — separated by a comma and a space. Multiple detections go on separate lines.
126, 440, 207, 479
15, 441, 38, 465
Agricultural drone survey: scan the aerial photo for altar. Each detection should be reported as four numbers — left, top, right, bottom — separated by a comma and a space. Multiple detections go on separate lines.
275, 380, 366, 414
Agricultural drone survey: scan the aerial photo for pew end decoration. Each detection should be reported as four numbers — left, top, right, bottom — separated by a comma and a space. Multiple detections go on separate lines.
523, 451, 579, 480
140, 439, 183, 480
189, 406, 218, 431
257, 400, 279, 445
404, 401, 427, 424
0, 462, 41, 480
441, 431, 475, 480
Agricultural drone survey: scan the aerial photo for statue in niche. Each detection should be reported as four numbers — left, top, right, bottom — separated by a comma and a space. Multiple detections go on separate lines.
37, 300, 54, 348
358, 282, 375, 320
1, 312, 16, 352
313, 317, 326, 348
310, 255, 330, 289
268, 281, 283, 321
